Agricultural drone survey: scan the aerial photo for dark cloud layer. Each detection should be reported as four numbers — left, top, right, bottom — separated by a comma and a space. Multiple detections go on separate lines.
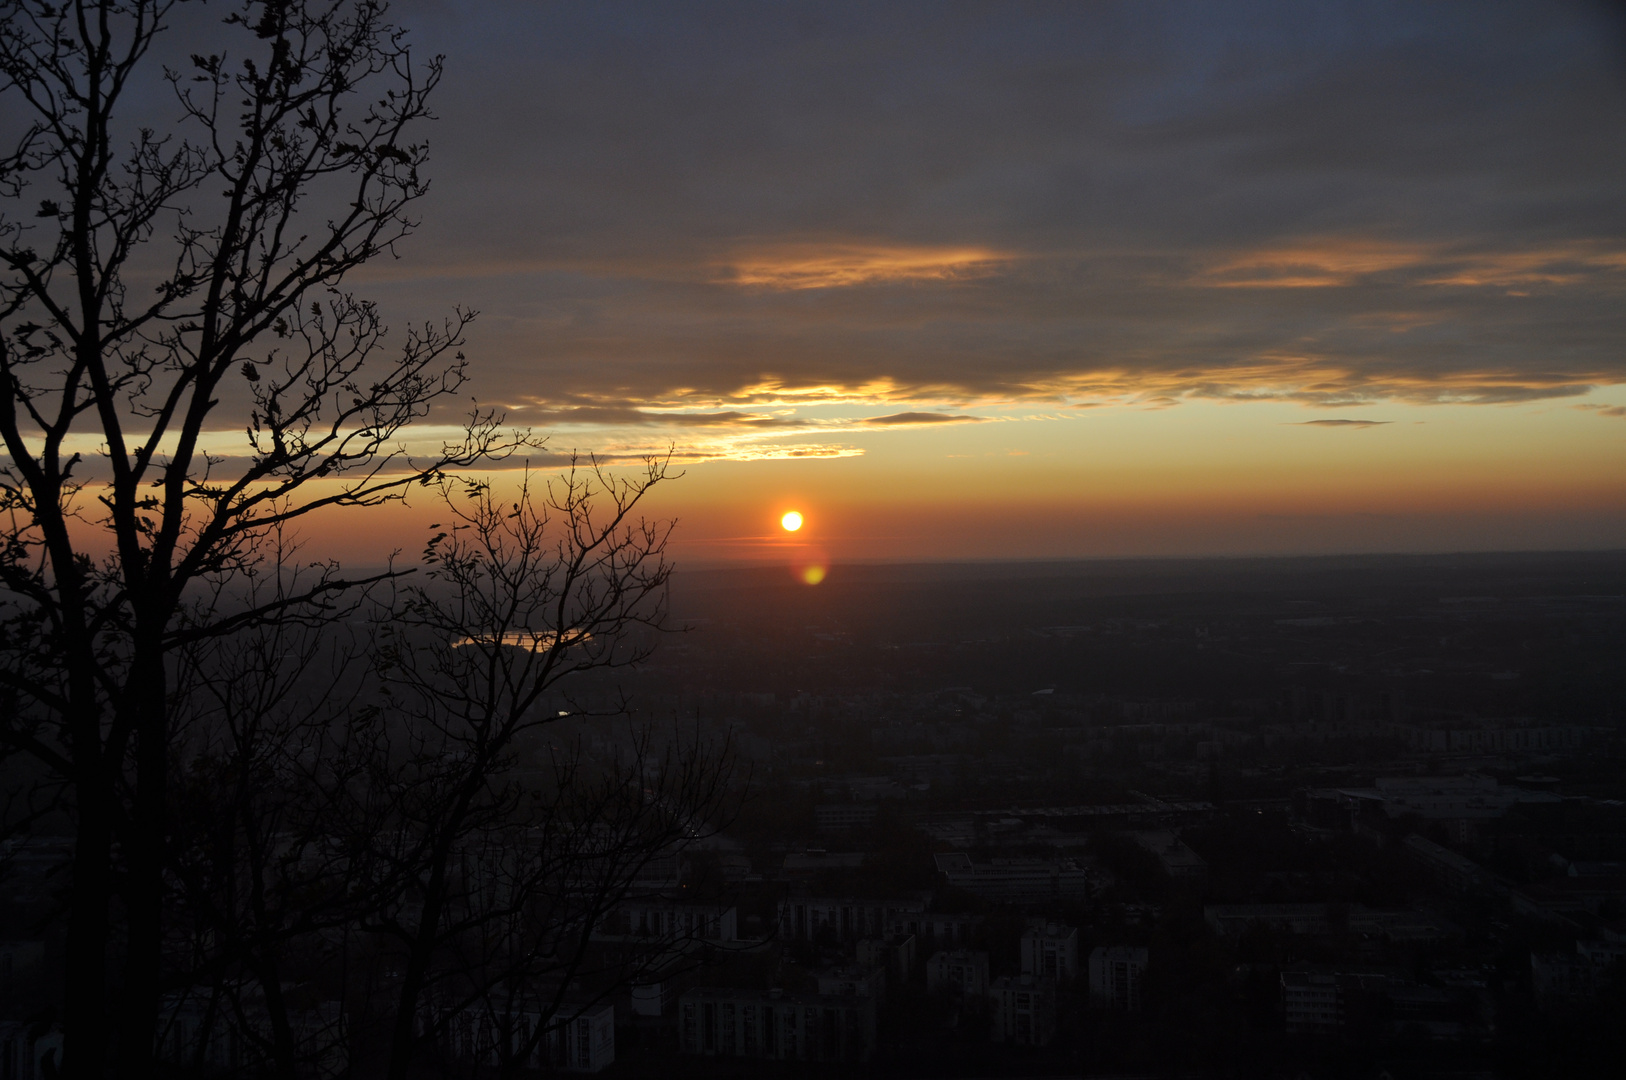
381, 0, 1626, 414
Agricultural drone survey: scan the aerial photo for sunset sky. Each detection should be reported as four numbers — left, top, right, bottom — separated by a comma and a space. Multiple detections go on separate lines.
330, 1, 1626, 565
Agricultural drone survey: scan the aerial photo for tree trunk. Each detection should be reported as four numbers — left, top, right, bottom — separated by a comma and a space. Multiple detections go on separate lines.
61, 766, 111, 1080
116, 644, 169, 1077
258, 954, 301, 1080
385, 857, 449, 1080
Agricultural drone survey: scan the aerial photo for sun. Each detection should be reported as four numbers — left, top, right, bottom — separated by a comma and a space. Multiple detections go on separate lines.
780, 510, 804, 532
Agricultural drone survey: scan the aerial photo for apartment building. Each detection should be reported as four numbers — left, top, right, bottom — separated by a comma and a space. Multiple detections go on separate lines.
927, 950, 990, 997
1021, 921, 1080, 982
678, 988, 875, 1063
817, 964, 887, 1002
1281, 971, 1343, 1034
1088, 946, 1148, 1011
989, 975, 1056, 1047
778, 896, 980, 946
595, 901, 737, 942
935, 852, 1097, 903
431, 1002, 616, 1074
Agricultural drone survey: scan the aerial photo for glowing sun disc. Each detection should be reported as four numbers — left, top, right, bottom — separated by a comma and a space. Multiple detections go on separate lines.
781, 511, 804, 532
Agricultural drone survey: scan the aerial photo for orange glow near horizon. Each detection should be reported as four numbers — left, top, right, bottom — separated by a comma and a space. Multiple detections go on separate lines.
154, 392, 1626, 569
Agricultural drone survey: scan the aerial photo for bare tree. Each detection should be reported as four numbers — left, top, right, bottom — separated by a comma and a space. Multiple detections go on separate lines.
0, 2, 518, 1074
394, 722, 734, 1080
155, 463, 737, 1079
364, 461, 735, 1080
163, 571, 393, 1080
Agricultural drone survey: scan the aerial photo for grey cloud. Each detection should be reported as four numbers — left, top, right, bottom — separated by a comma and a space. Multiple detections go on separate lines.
376, 1, 1626, 414
518, 405, 801, 429
860, 412, 986, 426
1293, 419, 1391, 428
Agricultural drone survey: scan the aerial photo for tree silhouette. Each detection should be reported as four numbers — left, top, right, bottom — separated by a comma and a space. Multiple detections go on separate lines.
157, 467, 735, 1079
0, 3, 723, 1076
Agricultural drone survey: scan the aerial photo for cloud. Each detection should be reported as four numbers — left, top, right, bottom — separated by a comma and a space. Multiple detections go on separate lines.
722, 244, 1011, 290
1193, 239, 1626, 291
365, 1, 1626, 433
711, 444, 863, 460
1293, 419, 1391, 428
1576, 403, 1626, 418
423, 234, 1623, 423
520, 405, 804, 429
1194, 240, 1435, 289
859, 411, 986, 426
498, 398, 998, 464
465, 443, 866, 468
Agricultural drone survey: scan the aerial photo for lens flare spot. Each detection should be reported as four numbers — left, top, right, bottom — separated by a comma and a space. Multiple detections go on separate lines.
781, 510, 804, 532
801, 565, 826, 585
